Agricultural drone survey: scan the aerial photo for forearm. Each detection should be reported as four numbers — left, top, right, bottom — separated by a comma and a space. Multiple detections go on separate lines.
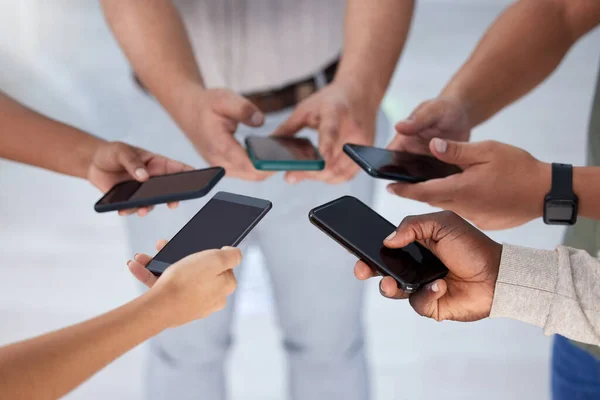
526, 163, 600, 222
491, 244, 600, 346
101, 0, 203, 121
441, 0, 600, 127
573, 167, 600, 220
0, 292, 170, 400
0, 93, 104, 178
334, 0, 414, 109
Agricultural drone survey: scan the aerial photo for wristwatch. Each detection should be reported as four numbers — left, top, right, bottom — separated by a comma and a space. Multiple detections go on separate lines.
543, 163, 578, 225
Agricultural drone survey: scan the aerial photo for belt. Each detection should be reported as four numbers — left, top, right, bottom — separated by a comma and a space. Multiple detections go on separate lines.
132, 58, 338, 114
243, 59, 338, 113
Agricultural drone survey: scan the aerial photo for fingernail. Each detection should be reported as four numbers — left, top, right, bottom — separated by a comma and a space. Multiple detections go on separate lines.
430, 282, 440, 292
287, 176, 298, 184
386, 185, 395, 194
378, 280, 390, 298
127, 260, 131, 266
135, 168, 149, 180
385, 231, 396, 241
221, 246, 236, 250
432, 138, 447, 153
251, 112, 264, 125
134, 253, 140, 259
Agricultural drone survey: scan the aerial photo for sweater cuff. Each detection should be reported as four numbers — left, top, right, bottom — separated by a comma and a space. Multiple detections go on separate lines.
490, 244, 559, 328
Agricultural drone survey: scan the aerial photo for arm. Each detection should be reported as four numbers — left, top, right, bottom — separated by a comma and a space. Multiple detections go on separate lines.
0, 92, 192, 215
0, 92, 103, 179
354, 212, 600, 346
274, 0, 414, 184
100, 0, 203, 123
391, 0, 600, 154
100, 0, 269, 181
491, 244, 600, 346
334, 0, 414, 110
0, 292, 170, 400
442, 0, 600, 126
387, 139, 600, 230
0, 247, 240, 400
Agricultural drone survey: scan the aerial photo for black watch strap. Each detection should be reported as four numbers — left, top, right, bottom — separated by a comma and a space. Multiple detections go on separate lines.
543, 163, 578, 225
549, 163, 574, 198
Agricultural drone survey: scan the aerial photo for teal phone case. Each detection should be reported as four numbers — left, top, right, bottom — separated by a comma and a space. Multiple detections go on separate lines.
245, 137, 325, 171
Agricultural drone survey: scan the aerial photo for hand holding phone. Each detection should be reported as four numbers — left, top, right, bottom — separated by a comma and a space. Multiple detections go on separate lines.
343, 143, 460, 183
355, 211, 502, 323
127, 239, 241, 325
146, 192, 272, 276
95, 167, 224, 213
245, 136, 325, 171
309, 196, 448, 293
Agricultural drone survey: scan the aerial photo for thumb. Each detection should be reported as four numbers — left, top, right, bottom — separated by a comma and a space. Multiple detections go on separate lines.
116, 144, 149, 181
271, 107, 307, 137
429, 138, 488, 166
395, 100, 441, 136
408, 279, 448, 321
213, 91, 264, 127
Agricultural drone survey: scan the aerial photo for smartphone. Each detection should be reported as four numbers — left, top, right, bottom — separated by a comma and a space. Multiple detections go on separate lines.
94, 167, 225, 213
343, 143, 460, 183
309, 196, 448, 293
245, 136, 325, 171
146, 191, 272, 276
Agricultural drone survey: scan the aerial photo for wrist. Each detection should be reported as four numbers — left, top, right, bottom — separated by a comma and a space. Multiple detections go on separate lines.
78, 134, 106, 180
142, 287, 179, 330
530, 161, 552, 220
162, 80, 206, 130
333, 75, 383, 113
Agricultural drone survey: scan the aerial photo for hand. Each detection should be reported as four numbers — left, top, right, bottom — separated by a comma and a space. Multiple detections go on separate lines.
354, 211, 502, 322
127, 240, 241, 327
87, 141, 193, 217
272, 82, 378, 184
177, 85, 273, 181
387, 138, 551, 230
390, 96, 471, 155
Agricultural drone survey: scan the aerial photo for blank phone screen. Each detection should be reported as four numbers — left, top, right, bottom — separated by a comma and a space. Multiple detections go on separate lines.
348, 144, 460, 181
312, 196, 447, 286
248, 137, 321, 161
148, 197, 268, 274
98, 169, 222, 205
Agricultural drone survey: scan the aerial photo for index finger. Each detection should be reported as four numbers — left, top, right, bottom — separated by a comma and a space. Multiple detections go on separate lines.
386, 175, 460, 204
271, 107, 310, 137
193, 247, 243, 274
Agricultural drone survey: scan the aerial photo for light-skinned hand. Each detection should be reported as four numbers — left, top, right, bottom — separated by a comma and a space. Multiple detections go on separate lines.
176, 85, 273, 181
87, 141, 193, 217
387, 138, 551, 230
390, 96, 471, 155
354, 211, 502, 322
272, 82, 378, 184
128, 240, 241, 327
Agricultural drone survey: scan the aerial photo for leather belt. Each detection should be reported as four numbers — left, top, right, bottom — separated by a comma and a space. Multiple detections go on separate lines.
133, 58, 338, 114
243, 59, 338, 113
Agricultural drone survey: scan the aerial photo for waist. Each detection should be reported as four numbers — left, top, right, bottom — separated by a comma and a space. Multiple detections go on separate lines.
242, 59, 339, 114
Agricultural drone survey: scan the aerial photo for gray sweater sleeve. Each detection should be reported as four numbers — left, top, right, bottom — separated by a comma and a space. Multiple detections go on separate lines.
490, 244, 600, 345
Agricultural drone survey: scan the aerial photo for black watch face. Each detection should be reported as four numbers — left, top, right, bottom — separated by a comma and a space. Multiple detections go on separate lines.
544, 198, 578, 225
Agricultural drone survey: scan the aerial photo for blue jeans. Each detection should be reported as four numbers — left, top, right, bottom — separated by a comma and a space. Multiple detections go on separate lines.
552, 335, 600, 400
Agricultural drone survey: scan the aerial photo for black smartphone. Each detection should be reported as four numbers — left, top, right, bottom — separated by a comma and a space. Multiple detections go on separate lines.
94, 167, 225, 213
343, 143, 460, 183
245, 136, 325, 171
309, 196, 448, 293
146, 191, 272, 276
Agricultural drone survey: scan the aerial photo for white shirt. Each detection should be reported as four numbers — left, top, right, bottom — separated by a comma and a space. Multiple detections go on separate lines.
174, 0, 345, 94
